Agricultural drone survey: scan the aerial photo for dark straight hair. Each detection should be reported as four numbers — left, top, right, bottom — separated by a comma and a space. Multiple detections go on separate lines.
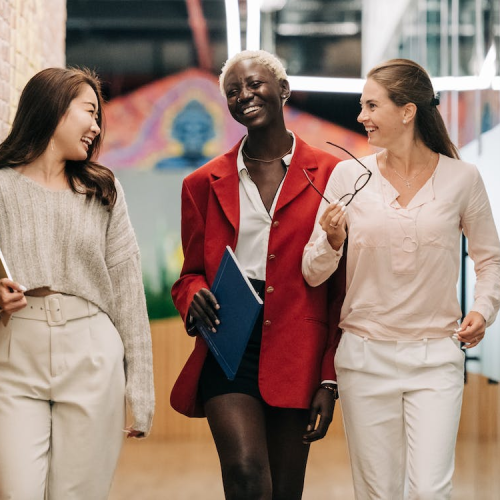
367, 59, 459, 160
0, 67, 116, 206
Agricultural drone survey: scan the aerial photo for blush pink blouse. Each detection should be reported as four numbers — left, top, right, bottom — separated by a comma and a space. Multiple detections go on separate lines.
302, 153, 500, 341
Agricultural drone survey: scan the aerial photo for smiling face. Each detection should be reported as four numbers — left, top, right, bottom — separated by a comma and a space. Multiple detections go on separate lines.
52, 83, 100, 161
223, 59, 288, 130
357, 78, 407, 150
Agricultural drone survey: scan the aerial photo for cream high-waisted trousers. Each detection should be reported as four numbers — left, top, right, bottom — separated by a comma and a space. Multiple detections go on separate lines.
335, 332, 465, 500
0, 294, 126, 500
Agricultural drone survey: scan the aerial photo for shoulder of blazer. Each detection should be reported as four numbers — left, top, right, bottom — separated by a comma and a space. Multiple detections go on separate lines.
292, 133, 340, 174
182, 139, 243, 188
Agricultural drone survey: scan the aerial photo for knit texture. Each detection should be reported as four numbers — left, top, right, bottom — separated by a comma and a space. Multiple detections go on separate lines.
0, 167, 154, 434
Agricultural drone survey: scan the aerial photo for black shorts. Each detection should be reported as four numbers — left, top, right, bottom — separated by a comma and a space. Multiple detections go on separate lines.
199, 278, 265, 404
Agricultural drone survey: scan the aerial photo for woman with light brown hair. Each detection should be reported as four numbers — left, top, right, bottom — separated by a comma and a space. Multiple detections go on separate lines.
303, 59, 500, 499
0, 67, 154, 499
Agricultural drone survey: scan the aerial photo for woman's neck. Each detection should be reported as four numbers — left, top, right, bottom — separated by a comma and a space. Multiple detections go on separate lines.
245, 127, 292, 161
17, 155, 68, 190
384, 143, 433, 177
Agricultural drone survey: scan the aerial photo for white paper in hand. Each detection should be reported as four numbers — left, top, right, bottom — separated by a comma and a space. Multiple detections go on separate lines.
0, 248, 12, 280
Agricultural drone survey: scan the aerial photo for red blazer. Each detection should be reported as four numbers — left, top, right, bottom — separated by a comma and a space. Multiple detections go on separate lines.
171, 134, 345, 417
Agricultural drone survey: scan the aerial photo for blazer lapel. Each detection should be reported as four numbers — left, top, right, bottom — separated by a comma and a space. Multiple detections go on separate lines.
211, 142, 241, 232
275, 135, 319, 213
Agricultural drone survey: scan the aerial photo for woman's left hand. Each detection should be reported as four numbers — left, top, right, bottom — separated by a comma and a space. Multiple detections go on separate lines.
319, 202, 347, 251
455, 311, 486, 349
302, 387, 335, 444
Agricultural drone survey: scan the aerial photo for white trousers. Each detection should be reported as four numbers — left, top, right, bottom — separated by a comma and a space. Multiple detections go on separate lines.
335, 332, 465, 500
0, 295, 126, 500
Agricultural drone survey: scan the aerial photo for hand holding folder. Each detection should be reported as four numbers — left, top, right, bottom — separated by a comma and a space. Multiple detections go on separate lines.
195, 246, 263, 380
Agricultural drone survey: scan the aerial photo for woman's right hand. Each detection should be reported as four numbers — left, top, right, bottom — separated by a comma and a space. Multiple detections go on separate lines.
319, 202, 347, 251
187, 288, 220, 336
0, 279, 27, 319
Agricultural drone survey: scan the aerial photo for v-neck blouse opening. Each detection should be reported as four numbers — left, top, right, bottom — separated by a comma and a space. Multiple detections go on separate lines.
374, 153, 442, 210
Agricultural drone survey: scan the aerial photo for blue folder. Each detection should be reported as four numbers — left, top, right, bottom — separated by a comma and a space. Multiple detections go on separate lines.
196, 246, 263, 380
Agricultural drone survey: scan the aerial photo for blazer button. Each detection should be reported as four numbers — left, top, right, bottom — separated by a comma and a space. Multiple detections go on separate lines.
266, 286, 274, 293
268, 254, 276, 260
272, 220, 279, 228
264, 320, 271, 326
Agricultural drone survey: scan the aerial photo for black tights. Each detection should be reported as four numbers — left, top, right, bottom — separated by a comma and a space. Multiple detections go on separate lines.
204, 393, 310, 500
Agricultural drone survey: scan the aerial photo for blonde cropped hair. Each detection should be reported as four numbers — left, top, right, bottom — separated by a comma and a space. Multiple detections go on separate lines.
219, 50, 289, 97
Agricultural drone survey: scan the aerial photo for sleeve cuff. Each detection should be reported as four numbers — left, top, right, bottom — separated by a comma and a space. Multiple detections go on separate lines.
316, 232, 344, 258
321, 379, 337, 385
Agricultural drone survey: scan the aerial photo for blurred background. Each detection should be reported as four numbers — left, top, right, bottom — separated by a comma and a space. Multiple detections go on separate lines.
1, 0, 499, 498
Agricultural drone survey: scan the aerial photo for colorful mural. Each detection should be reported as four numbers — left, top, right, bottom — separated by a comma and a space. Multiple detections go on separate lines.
100, 69, 374, 319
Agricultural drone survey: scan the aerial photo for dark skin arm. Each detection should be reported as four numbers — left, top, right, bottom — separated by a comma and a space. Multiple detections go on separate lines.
302, 387, 336, 444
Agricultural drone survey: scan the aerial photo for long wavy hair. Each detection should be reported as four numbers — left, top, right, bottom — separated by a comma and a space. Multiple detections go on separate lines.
367, 59, 459, 159
0, 67, 116, 206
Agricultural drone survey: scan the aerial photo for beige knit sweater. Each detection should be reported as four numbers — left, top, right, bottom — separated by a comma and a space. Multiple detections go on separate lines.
0, 167, 154, 434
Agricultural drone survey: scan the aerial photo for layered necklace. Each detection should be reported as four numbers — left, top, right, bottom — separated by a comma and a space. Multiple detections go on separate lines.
385, 151, 434, 189
242, 143, 293, 163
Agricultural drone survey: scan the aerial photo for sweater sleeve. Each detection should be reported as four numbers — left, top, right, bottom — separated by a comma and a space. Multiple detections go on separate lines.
106, 180, 155, 435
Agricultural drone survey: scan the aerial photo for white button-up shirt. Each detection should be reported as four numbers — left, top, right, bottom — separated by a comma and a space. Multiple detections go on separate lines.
234, 133, 296, 281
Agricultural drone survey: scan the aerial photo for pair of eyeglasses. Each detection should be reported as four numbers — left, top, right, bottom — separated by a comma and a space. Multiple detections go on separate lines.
303, 141, 372, 206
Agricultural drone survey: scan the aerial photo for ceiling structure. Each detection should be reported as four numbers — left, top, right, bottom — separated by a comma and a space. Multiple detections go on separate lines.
66, 0, 365, 132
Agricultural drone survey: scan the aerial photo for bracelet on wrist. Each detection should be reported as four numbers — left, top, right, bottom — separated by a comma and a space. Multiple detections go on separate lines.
320, 383, 339, 400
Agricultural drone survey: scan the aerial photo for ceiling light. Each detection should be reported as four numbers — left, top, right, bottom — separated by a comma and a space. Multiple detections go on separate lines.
288, 76, 365, 93
260, 0, 287, 12
246, 0, 262, 50
225, 0, 241, 57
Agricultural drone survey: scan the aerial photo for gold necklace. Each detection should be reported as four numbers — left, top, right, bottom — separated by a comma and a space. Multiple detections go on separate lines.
242, 144, 293, 163
386, 151, 434, 189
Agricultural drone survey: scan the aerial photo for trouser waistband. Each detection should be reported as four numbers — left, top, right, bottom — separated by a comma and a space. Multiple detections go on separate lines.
13, 294, 99, 326
248, 278, 266, 300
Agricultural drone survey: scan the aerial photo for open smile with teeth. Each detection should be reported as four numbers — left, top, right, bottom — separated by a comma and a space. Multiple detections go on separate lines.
242, 105, 261, 115
81, 136, 92, 147
365, 127, 376, 133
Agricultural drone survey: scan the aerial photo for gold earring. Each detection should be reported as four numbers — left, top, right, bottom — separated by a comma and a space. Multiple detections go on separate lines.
50, 138, 55, 151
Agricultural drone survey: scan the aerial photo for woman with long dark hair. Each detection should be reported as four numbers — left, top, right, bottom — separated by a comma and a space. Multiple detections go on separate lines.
0, 67, 154, 499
